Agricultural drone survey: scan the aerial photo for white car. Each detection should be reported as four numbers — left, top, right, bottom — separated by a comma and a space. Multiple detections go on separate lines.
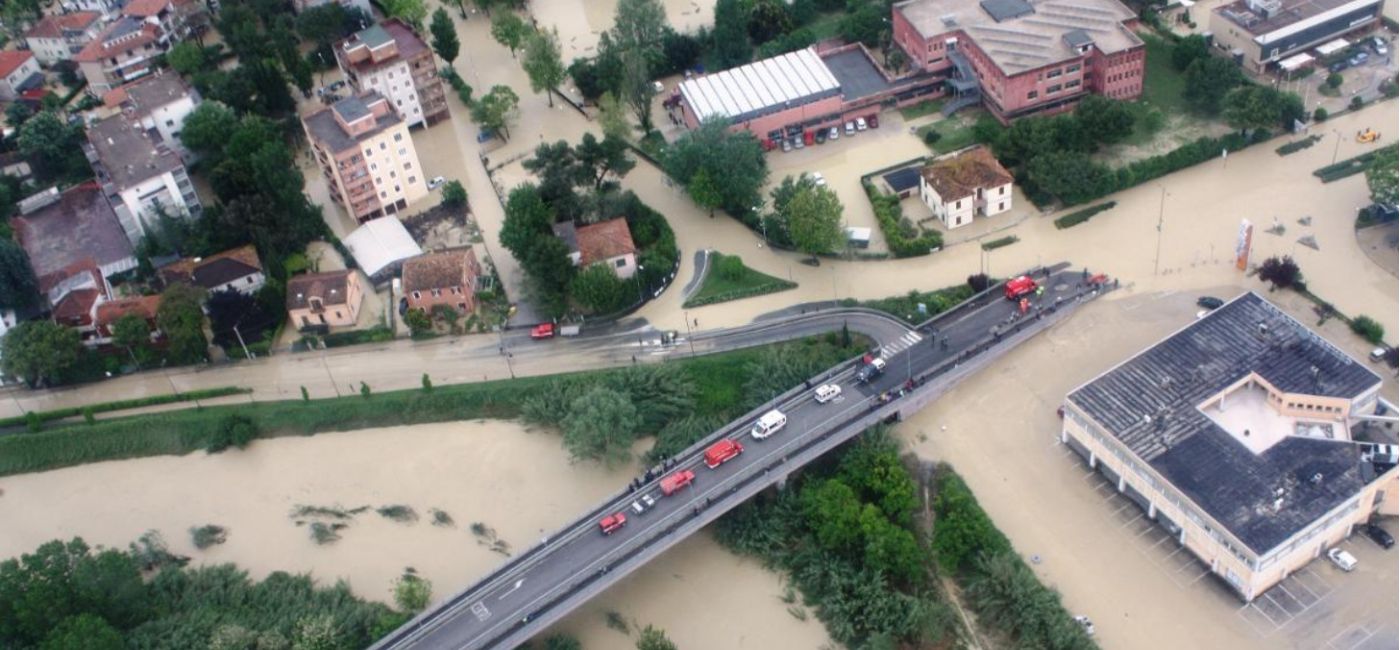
782, 139, 793, 153
828, 126, 839, 141
1327, 547, 1357, 572
428, 176, 446, 190
811, 172, 827, 187
844, 121, 856, 136
630, 493, 656, 515
814, 384, 842, 403
750, 409, 788, 440
856, 117, 868, 131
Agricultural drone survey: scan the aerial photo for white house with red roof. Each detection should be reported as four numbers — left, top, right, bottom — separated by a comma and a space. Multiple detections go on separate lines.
0, 51, 43, 101
24, 11, 104, 66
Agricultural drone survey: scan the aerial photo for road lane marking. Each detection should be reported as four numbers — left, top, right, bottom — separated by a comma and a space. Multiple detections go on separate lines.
470, 602, 490, 622
497, 580, 524, 600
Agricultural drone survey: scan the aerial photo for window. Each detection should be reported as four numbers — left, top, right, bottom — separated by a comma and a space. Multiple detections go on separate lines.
412, 291, 421, 299
1047, 84, 1062, 94
380, 191, 387, 198
403, 162, 412, 170
365, 149, 373, 157
334, 311, 342, 319
1067, 79, 1081, 88
371, 164, 378, 172
394, 132, 402, 142
615, 258, 626, 268
408, 176, 416, 184
1067, 64, 1081, 73
1027, 90, 1038, 100
998, 202, 1005, 211
165, 119, 174, 127
1046, 68, 1062, 78
390, 171, 397, 179
394, 185, 401, 192
999, 186, 1006, 195
379, 142, 387, 150
431, 288, 441, 297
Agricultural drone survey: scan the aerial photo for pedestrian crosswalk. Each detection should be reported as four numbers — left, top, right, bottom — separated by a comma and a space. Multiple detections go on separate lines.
880, 330, 923, 357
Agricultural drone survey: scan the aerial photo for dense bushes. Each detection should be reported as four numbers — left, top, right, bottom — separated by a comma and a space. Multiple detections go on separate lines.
848, 283, 977, 325
1030, 132, 1259, 207
865, 185, 944, 257
933, 466, 1096, 650
0, 537, 404, 649
1314, 146, 1393, 183
715, 429, 954, 648
1350, 315, 1385, 345
321, 326, 394, 348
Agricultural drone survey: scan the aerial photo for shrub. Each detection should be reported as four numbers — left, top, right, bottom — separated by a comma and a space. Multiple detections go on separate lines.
717, 254, 746, 281
205, 414, 258, 453
1053, 202, 1117, 229
980, 235, 1018, 251
440, 180, 467, 208
1350, 315, 1385, 345
967, 273, 991, 291
865, 185, 943, 258
1258, 255, 1301, 289
421, 373, 433, 392
1350, 95, 1364, 110
1326, 72, 1343, 88
376, 505, 418, 522
922, 129, 942, 145
190, 525, 229, 549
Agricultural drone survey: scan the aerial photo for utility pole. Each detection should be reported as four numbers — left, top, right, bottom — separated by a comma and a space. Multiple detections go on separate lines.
1154, 185, 1168, 276
321, 347, 340, 397
1331, 130, 1343, 164
233, 324, 251, 359
682, 310, 696, 357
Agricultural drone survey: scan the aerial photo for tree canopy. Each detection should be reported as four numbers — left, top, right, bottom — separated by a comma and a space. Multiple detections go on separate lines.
0, 240, 38, 310
157, 284, 209, 364
0, 320, 83, 387
562, 385, 642, 466
472, 85, 520, 140
665, 118, 769, 216
1183, 57, 1244, 115
1366, 144, 1398, 206
782, 183, 845, 257
712, 0, 751, 70
429, 7, 460, 64
523, 28, 566, 106
490, 11, 529, 56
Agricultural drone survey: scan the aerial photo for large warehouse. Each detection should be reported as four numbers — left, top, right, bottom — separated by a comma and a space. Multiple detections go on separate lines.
1061, 292, 1396, 602
675, 44, 941, 148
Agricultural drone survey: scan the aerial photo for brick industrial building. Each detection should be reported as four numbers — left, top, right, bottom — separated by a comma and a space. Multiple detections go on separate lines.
892, 0, 1146, 121
1061, 293, 1396, 602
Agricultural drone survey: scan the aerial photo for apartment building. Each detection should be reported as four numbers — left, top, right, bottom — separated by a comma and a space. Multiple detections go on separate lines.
0, 51, 43, 101
335, 20, 448, 128
1061, 292, 1395, 602
74, 17, 168, 95
893, 0, 1146, 122
84, 113, 202, 245
24, 11, 104, 66
1210, 0, 1383, 72
302, 92, 427, 222
918, 145, 1014, 229
121, 0, 204, 42
102, 71, 202, 159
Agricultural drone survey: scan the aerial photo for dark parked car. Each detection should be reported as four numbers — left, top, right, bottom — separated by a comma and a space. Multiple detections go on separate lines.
1329, 60, 1349, 73
1348, 51, 1370, 66
1197, 296, 1224, 309
1362, 523, 1395, 549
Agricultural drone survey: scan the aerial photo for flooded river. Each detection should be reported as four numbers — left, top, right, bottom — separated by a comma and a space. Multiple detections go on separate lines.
0, 420, 830, 647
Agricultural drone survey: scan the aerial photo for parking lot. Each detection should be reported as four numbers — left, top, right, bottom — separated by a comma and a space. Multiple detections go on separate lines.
905, 291, 1399, 650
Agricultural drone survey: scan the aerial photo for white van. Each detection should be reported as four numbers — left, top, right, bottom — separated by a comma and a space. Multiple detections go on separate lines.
750, 410, 788, 440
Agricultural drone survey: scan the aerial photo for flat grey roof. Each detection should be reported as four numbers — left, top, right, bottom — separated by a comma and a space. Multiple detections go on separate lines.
678, 48, 841, 124
85, 114, 183, 189
822, 48, 895, 101
303, 93, 400, 154
1068, 292, 1383, 554
981, 0, 1035, 22
882, 167, 922, 193
1215, 0, 1381, 39
896, 0, 1143, 73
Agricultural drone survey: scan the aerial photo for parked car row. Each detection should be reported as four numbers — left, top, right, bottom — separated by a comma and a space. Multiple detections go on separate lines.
778, 114, 880, 153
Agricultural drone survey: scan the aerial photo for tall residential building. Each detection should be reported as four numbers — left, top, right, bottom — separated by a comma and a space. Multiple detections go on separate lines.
74, 17, 168, 95
302, 92, 428, 222
335, 19, 449, 128
0, 51, 43, 101
83, 114, 202, 245
24, 11, 104, 66
1210, 0, 1383, 72
892, 0, 1146, 122
102, 71, 202, 160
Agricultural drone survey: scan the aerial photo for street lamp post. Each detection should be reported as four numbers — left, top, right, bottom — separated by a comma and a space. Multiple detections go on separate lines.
1331, 129, 1344, 164
1154, 185, 1169, 276
682, 310, 696, 357
321, 347, 340, 397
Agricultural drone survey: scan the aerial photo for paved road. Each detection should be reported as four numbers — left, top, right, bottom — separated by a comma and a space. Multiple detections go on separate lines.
375, 268, 1097, 650
0, 307, 912, 423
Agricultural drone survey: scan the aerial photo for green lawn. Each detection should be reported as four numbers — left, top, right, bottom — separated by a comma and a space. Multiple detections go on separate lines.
900, 98, 948, 120
917, 113, 981, 154
1139, 34, 1188, 114
683, 253, 797, 308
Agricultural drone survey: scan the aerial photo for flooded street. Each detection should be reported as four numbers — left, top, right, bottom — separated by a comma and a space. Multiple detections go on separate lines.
0, 420, 827, 647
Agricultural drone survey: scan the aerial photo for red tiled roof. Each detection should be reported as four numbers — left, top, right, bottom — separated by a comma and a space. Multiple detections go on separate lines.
122, 0, 171, 17
575, 219, 637, 267
95, 294, 161, 332
402, 248, 478, 294
0, 51, 35, 78
287, 270, 354, 309
52, 288, 102, 327
24, 12, 101, 39
920, 145, 1014, 203
75, 21, 162, 62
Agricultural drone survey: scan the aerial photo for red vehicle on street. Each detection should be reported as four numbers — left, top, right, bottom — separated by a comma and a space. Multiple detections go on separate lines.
704, 439, 744, 469
530, 323, 555, 339
599, 512, 627, 535
867, 114, 879, 128
1004, 275, 1037, 300
660, 469, 696, 496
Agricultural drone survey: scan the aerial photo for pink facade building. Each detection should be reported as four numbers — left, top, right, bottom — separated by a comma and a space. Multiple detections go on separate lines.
892, 0, 1145, 122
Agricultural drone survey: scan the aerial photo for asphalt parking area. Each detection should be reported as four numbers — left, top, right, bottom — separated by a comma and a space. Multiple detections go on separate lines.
1057, 443, 1398, 648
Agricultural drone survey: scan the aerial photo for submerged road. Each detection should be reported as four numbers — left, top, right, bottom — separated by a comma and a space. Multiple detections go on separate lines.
373, 266, 1112, 650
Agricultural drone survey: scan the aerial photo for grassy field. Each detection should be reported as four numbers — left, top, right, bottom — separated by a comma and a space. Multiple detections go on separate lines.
900, 98, 948, 120
683, 252, 797, 308
0, 337, 861, 477
1119, 34, 1191, 146
917, 113, 982, 154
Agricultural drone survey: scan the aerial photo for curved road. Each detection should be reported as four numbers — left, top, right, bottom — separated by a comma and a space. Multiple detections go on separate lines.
374, 268, 1099, 650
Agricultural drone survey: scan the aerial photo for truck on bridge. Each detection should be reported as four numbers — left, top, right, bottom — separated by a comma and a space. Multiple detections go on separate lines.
659, 469, 695, 496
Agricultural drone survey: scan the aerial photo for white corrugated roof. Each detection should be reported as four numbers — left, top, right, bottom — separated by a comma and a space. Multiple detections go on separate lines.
344, 216, 423, 278
679, 48, 840, 123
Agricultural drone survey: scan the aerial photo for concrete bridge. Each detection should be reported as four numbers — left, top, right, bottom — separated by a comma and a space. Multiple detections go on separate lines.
372, 264, 1110, 650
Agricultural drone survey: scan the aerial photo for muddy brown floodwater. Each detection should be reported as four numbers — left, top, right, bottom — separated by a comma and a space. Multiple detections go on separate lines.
0, 420, 831, 648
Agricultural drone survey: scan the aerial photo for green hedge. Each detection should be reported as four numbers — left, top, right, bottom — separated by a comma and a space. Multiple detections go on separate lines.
1314, 146, 1393, 183
846, 283, 978, 325
0, 386, 252, 430
322, 326, 394, 348
1276, 135, 1323, 156
864, 184, 944, 258
980, 235, 1019, 250
1053, 201, 1117, 229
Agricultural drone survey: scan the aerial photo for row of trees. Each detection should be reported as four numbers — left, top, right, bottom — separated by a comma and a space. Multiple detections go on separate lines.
0, 537, 407, 649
